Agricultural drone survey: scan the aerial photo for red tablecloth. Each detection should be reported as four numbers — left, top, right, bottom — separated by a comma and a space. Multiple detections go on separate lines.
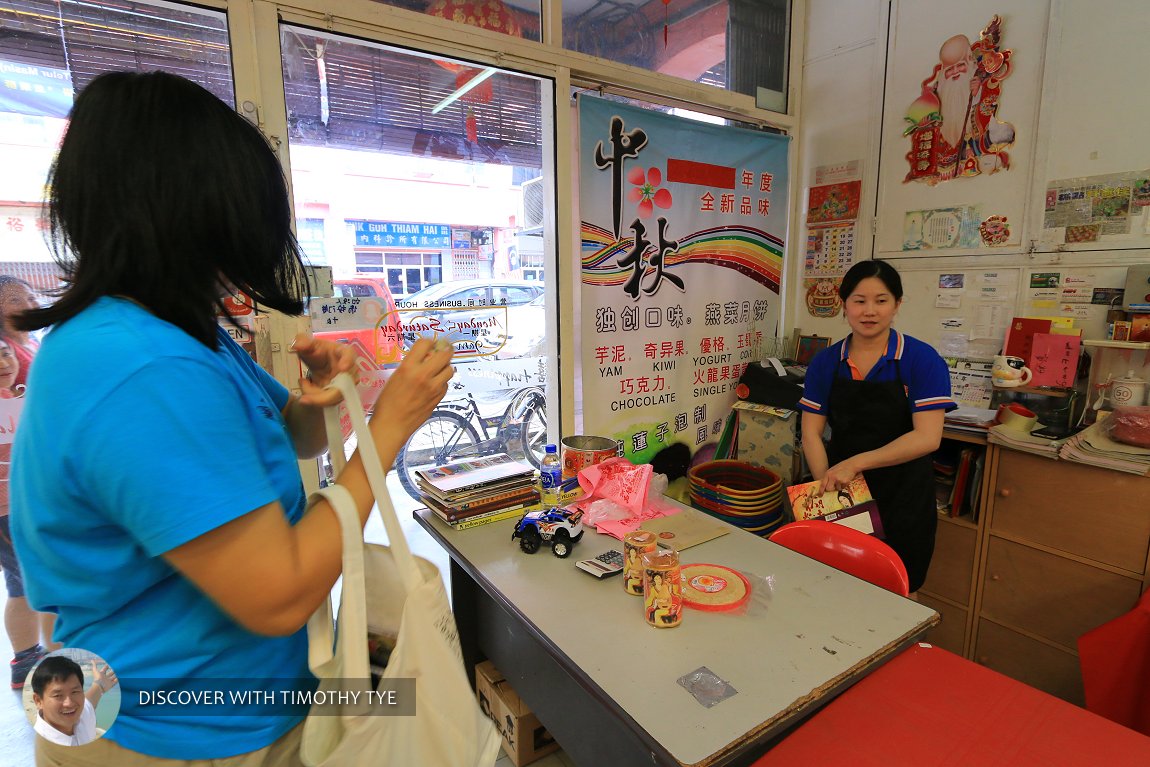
753, 643, 1150, 766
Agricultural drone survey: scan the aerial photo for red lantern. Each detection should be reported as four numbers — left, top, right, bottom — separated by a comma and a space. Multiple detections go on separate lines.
427, 0, 523, 141
427, 0, 522, 103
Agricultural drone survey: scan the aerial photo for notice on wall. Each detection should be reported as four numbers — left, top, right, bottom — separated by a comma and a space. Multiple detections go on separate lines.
1043, 170, 1150, 243
903, 206, 983, 250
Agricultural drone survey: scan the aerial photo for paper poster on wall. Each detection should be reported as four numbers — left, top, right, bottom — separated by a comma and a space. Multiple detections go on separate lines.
972, 302, 1010, 345
1043, 171, 1145, 243
577, 95, 788, 466
903, 206, 982, 250
804, 278, 843, 318
935, 293, 962, 309
1061, 273, 1095, 304
807, 180, 862, 227
813, 160, 861, 186
804, 224, 855, 280
902, 15, 1015, 185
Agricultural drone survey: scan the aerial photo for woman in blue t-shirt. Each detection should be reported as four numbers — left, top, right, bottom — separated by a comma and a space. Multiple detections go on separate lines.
798, 260, 955, 593
10, 72, 455, 765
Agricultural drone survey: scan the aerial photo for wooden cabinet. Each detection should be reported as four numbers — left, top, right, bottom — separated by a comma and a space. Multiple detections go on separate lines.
919, 518, 978, 654
918, 430, 986, 656
928, 441, 1150, 704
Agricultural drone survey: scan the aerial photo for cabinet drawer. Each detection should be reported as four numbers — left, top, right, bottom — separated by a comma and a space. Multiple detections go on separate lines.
975, 619, 1084, 706
920, 520, 976, 605
992, 451, 1150, 572
982, 537, 1142, 649
917, 594, 966, 655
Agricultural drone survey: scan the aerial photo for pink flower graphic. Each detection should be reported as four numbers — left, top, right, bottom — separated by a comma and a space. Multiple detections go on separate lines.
626, 166, 673, 218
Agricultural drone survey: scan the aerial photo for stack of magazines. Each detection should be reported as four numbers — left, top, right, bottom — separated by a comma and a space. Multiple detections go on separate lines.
1059, 420, 1150, 477
416, 453, 540, 530
986, 424, 1066, 458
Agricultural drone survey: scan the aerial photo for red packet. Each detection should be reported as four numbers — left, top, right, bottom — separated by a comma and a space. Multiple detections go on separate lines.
1003, 317, 1052, 365
1029, 333, 1080, 388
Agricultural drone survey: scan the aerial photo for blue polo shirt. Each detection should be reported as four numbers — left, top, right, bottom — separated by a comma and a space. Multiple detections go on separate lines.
798, 329, 956, 415
12, 297, 311, 759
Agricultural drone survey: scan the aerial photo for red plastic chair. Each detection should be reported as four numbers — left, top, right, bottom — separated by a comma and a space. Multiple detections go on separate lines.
769, 520, 910, 596
1078, 590, 1150, 736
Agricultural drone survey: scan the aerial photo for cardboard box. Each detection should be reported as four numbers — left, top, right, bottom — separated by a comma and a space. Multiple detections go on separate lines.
475, 661, 559, 766
731, 400, 801, 484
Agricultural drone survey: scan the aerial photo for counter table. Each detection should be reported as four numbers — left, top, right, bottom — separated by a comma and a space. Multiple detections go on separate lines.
416, 499, 938, 766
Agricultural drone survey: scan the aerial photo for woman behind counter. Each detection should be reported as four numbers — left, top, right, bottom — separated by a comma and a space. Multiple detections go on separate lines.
798, 260, 955, 594
11, 71, 454, 765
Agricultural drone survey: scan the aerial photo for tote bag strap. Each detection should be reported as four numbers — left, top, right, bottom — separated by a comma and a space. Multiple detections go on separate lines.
321, 373, 421, 594
305, 484, 370, 678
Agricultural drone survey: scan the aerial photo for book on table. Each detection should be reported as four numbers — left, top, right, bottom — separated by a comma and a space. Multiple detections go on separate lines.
416, 474, 538, 507
441, 505, 531, 531
415, 452, 535, 495
423, 487, 540, 524
785, 474, 884, 537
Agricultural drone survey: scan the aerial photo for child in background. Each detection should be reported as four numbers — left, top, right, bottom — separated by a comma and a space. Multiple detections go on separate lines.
0, 335, 48, 688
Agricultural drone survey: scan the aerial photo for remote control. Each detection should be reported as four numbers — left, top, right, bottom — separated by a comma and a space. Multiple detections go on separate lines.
576, 549, 625, 578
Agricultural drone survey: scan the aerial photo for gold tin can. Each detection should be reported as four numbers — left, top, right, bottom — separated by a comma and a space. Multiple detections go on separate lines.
623, 530, 658, 596
642, 549, 683, 628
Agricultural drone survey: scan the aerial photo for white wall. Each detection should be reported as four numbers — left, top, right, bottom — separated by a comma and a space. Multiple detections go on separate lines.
792, 0, 1150, 357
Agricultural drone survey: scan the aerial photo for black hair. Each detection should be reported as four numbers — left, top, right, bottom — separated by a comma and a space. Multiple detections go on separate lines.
31, 655, 84, 697
838, 259, 904, 302
837, 489, 853, 506
14, 71, 308, 347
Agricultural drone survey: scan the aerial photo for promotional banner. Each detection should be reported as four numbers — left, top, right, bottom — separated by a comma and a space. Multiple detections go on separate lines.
577, 96, 789, 467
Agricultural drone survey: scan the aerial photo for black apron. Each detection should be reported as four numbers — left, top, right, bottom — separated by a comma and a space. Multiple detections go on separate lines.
826, 360, 936, 593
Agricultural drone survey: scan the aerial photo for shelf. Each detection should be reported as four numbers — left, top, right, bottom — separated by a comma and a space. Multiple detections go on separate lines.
1083, 340, 1150, 350
943, 428, 989, 445
992, 385, 1072, 398
938, 514, 979, 531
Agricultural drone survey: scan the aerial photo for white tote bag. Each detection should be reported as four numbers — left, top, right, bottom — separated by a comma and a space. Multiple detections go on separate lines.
300, 373, 501, 767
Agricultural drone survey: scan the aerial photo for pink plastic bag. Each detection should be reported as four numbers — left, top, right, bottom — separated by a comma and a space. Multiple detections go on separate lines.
577, 457, 653, 515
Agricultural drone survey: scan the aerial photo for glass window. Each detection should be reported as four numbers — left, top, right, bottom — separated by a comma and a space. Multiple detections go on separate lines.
563, 0, 791, 110
296, 217, 327, 264
0, 0, 232, 292
285, 26, 555, 506
359, 0, 542, 43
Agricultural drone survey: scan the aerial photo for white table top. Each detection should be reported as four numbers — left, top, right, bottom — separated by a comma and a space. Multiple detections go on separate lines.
419, 499, 938, 766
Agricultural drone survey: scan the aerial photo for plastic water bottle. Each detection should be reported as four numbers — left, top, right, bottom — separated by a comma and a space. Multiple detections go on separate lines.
539, 444, 562, 509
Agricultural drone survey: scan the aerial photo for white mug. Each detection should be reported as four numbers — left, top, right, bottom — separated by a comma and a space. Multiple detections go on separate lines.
992, 355, 1033, 388
1111, 370, 1148, 407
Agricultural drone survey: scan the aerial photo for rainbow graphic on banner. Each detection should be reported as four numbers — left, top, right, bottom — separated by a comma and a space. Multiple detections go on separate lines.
580, 222, 784, 293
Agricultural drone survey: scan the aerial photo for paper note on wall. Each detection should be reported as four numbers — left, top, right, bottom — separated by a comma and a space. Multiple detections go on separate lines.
1029, 333, 1081, 388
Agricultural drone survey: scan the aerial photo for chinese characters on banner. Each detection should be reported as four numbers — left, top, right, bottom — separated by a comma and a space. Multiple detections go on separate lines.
577, 96, 789, 467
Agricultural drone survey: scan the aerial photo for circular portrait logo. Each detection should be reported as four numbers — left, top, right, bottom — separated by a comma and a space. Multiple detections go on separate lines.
23, 648, 120, 746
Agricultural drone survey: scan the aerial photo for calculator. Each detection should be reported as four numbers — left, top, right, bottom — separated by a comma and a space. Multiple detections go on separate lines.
575, 549, 625, 578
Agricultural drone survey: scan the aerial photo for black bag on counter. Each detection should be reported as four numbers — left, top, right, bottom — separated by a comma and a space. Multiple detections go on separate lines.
735, 360, 804, 410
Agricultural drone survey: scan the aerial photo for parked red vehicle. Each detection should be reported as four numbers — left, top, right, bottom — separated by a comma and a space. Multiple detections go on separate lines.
313, 276, 402, 366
